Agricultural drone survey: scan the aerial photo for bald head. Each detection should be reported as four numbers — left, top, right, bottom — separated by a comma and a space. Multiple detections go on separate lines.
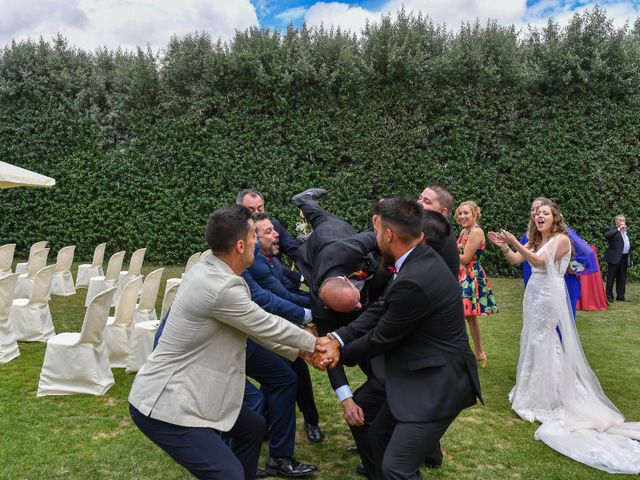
319, 277, 362, 313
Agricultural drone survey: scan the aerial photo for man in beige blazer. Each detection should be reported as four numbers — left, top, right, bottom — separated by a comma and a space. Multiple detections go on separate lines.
129, 205, 322, 480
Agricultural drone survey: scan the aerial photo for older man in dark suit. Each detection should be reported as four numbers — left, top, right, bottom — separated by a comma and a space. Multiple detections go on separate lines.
604, 214, 633, 302
318, 197, 482, 480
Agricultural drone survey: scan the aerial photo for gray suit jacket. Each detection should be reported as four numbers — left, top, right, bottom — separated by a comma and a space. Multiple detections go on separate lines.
129, 254, 316, 431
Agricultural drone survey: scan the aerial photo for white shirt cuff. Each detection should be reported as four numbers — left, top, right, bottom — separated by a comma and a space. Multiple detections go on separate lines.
303, 308, 312, 324
335, 385, 353, 402
331, 331, 345, 347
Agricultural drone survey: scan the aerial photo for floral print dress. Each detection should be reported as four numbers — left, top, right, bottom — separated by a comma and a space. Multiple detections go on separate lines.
457, 230, 498, 317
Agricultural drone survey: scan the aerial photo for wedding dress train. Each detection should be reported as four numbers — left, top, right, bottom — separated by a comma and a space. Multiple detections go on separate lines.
509, 235, 640, 474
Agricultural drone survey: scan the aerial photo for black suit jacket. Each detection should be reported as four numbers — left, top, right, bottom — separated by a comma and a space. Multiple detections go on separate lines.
440, 224, 461, 279
604, 227, 633, 266
296, 229, 380, 391
336, 244, 482, 422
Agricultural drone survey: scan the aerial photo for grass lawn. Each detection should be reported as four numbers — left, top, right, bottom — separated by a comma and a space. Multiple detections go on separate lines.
1, 267, 638, 479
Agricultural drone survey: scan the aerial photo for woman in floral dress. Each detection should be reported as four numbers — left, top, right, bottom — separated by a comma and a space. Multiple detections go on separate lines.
456, 201, 498, 367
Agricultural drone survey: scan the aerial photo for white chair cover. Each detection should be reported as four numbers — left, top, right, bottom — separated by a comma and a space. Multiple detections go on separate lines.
14, 241, 47, 274
85, 251, 125, 307
76, 243, 107, 288
10, 265, 55, 342
164, 252, 198, 294
164, 277, 182, 295
199, 249, 212, 262
125, 319, 160, 374
0, 244, 16, 277
126, 276, 182, 374
14, 248, 49, 299
115, 247, 147, 306
51, 245, 76, 296
37, 287, 117, 396
160, 281, 180, 321
133, 268, 164, 324
104, 276, 143, 368
0, 273, 20, 363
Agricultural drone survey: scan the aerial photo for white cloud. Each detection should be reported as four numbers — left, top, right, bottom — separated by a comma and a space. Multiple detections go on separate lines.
305, 2, 372, 32
0, 0, 259, 52
275, 6, 308, 22
300, 0, 640, 35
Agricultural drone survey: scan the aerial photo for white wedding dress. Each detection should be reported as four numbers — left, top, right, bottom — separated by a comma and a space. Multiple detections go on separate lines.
509, 235, 640, 473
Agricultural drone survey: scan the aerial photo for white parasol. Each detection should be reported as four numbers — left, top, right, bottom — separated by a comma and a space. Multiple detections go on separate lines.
0, 161, 56, 189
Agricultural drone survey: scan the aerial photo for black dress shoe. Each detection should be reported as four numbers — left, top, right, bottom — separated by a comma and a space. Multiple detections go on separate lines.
256, 467, 269, 478
265, 456, 317, 477
303, 422, 324, 443
356, 463, 366, 476
607, 296, 615, 303
617, 297, 626, 301
292, 188, 327, 204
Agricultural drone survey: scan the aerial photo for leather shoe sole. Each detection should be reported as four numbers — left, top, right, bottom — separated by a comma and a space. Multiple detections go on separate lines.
292, 188, 327, 204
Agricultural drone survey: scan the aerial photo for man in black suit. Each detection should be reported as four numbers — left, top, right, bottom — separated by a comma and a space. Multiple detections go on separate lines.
417, 184, 459, 278
604, 215, 633, 302
317, 197, 482, 480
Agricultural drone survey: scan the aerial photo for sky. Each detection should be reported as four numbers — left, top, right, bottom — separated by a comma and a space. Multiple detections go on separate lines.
0, 0, 639, 52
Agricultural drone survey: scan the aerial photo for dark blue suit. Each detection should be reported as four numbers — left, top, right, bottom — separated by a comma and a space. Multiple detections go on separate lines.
248, 251, 310, 308
272, 219, 303, 286
241, 269, 306, 325
247, 251, 320, 427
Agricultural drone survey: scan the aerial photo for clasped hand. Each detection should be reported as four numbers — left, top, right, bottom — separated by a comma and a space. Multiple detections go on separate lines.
299, 336, 341, 370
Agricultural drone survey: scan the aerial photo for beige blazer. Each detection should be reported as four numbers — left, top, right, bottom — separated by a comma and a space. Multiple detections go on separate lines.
129, 254, 316, 431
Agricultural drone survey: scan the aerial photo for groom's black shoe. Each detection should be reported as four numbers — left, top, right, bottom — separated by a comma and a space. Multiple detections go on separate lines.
265, 456, 317, 477
303, 422, 324, 443
607, 296, 614, 303
292, 188, 327, 203
356, 463, 366, 476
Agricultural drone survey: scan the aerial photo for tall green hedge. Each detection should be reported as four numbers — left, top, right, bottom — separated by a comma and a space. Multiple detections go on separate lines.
0, 9, 638, 278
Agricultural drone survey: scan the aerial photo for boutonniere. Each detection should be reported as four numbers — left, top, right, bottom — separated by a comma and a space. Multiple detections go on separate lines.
348, 270, 369, 281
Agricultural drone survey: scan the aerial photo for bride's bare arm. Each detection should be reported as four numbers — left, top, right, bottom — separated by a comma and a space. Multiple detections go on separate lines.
488, 230, 525, 265
497, 231, 570, 267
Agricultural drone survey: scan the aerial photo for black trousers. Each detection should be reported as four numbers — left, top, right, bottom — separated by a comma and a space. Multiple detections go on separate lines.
360, 399, 457, 480
606, 254, 629, 300
246, 340, 297, 458
130, 403, 266, 480
349, 377, 386, 471
290, 357, 320, 425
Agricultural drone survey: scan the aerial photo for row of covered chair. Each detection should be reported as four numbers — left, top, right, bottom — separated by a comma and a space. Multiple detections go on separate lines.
0, 243, 204, 396
37, 272, 181, 395
1, 242, 149, 299
1, 242, 76, 298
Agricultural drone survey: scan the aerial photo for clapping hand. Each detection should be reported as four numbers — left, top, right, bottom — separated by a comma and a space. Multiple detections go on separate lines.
488, 231, 506, 248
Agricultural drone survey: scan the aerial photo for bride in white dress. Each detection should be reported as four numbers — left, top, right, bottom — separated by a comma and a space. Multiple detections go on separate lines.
489, 200, 640, 474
